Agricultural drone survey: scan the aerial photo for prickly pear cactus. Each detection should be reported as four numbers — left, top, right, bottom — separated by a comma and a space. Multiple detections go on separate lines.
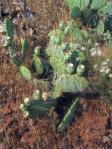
46, 21, 88, 97
20, 91, 56, 118
19, 19, 91, 132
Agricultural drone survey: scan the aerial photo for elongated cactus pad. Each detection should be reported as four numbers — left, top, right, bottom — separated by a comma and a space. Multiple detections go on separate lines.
21, 38, 28, 62
33, 55, 44, 75
57, 97, 80, 132
4, 18, 14, 46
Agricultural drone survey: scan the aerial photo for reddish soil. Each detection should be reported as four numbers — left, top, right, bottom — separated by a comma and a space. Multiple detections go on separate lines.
0, 60, 112, 148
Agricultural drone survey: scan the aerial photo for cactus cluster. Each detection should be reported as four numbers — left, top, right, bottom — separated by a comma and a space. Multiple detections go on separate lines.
19, 46, 45, 81
46, 21, 89, 98
19, 20, 90, 131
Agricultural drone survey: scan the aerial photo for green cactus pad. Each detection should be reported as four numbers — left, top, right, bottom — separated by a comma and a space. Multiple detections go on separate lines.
24, 99, 57, 118
21, 38, 28, 62
33, 55, 44, 75
54, 74, 88, 93
50, 57, 67, 75
46, 45, 64, 60
20, 65, 32, 80
4, 19, 14, 46
71, 7, 82, 18
57, 97, 80, 132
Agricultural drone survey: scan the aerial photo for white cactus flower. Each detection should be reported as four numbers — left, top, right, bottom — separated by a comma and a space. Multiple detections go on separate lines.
6, 36, 10, 40
67, 63, 74, 74
105, 68, 110, 74
42, 92, 48, 101
77, 64, 85, 75
19, 104, 24, 110
94, 42, 99, 47
90, 48, 96, 53
106, 59, 110, 62
32, 89, 41, 100
90, 47, 102, 57
91, 51, 97, 56
68, 63, 74, 68
34, 46, 41, 54
24, 98, 30, 104
100, 68, 105, 73
81, 47, 86, 51
100, 67, 110, 74
23, 111, 29, 118
101, 61, 108, 66
109, 74, 112, 79
80, 65, 85, 70
90, 48, 97, 56
93, 64, 98, 69
35, 90, 40, 94
97, 48, 102, 56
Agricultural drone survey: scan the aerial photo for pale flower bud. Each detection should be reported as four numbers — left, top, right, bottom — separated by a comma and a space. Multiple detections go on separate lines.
101, 61, 108, 66
23, 111, 29, 118
109, 74, 112, 79
24, 98, 30, 104
93, 64, 98, 69
19, 104, 24, 110
42, 92, 48, 101
94, 42, 99, 47
81, 47, 86, 51
105, 68, 110, 74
